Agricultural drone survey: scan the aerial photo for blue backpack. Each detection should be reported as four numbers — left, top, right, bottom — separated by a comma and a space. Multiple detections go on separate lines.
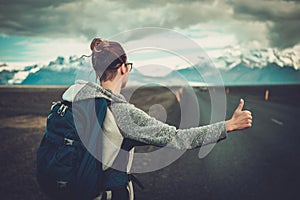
36, 98, 129, 200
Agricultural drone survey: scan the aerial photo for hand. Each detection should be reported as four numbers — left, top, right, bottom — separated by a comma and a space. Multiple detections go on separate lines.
226, 99, 252, 132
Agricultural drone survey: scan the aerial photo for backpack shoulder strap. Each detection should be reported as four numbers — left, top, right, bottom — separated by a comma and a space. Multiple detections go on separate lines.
95, 98, 108, 128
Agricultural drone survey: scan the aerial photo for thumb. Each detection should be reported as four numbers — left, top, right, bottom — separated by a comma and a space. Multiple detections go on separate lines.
236, 98, 244, 111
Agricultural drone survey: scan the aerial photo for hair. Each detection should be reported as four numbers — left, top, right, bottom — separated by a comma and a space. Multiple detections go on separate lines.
90, 38, 127, 82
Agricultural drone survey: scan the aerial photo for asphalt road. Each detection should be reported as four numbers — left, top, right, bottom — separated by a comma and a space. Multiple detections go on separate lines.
134, 87, 300, 200
0, 86, 299, 200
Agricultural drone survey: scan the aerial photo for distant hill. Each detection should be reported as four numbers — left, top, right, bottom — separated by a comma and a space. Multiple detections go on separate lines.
1, 47, 300, 86
219, 63, 300, 85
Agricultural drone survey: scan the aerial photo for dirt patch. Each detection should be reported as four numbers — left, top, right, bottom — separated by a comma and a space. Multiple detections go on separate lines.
0, 115, 46, 129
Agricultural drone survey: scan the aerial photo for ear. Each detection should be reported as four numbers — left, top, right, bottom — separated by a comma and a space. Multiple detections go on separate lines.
119, 63, 127, 75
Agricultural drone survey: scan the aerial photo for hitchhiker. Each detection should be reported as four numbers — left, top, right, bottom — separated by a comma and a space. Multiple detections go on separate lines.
37, 38, 252, 200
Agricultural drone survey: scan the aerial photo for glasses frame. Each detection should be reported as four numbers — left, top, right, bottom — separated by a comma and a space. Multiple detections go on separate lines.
124, 62, 133, 72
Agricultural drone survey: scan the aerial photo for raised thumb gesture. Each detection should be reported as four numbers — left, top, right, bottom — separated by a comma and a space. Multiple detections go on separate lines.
236, 98, 245, 112
226, 99, 253, 132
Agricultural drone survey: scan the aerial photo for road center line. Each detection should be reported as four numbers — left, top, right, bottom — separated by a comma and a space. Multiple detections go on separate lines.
271, 118, 283, 126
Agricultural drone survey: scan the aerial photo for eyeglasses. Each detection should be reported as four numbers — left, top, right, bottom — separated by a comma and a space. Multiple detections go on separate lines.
124, 62, 133, 72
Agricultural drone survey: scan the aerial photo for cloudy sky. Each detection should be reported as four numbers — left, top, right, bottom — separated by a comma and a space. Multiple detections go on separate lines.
0, 0, 300, 67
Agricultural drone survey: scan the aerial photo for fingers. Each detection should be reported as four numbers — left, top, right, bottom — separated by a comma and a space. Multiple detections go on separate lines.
246, 119, 252, 127
244, 110, 252, 119
241, 118, 252, 123
243, 115, 253, 127
236, 98, 245, 112
239, 110, 253, 129
244, 110, 252, 115
237, 118, 252, 130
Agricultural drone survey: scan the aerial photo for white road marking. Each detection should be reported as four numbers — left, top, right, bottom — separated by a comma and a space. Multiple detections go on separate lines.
271, 118, 283, 126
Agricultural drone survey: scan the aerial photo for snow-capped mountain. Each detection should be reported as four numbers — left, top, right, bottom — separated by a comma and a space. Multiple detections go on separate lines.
214, 46, 300, 70
0, 56, 86, 85
0, 47, 299, 86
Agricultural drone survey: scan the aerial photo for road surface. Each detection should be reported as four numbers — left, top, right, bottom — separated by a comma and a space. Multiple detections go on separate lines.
134, 87, 300, 200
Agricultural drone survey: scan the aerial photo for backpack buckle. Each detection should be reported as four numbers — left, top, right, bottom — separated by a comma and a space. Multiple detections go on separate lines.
57, 180, 68, 188
51, 101, 61, 110
57, 104, 68, 117
64, 138, 74, 146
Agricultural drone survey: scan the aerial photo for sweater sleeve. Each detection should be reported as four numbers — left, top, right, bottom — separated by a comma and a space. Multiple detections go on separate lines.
110, 102, 227, 150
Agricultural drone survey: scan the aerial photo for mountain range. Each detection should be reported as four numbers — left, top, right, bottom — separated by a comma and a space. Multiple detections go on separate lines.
1, 48, 299, 86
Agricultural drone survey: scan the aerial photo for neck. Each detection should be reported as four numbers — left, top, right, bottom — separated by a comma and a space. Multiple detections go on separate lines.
101, 79, 122, 94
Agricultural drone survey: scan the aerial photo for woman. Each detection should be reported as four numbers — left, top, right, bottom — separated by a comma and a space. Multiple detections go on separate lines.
62, 38, 252, 199
83, 38, 252, 198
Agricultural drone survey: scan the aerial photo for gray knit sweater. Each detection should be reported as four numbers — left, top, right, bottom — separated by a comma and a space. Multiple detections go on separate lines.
63, 80, 227, 150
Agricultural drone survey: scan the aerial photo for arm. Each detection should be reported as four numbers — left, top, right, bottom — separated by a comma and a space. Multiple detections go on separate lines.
110, 99, 252, 150
110, 103, 225, 150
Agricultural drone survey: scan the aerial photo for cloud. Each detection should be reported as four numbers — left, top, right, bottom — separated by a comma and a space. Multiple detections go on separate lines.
0, 0, 80, 36
0, 0, 299, 50
0, 0, 231, 37
232, 0, 300, 48
0, 0, 227, 38
15, 37, 90, 62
